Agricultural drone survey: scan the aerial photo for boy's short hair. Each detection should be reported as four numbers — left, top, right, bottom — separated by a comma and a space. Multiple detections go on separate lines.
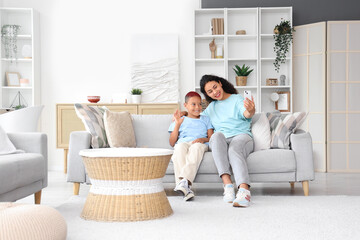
185, 91, 201, 103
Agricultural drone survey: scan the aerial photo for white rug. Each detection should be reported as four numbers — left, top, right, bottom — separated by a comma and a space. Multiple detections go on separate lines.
56, 195, 360, 240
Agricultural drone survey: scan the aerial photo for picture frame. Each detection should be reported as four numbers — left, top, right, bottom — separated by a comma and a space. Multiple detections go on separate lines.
6, 72, 20, 86
275, 91, 290, 112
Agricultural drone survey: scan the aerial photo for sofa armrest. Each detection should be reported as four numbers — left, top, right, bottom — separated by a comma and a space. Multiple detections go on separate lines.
66, 131, 91, 183
291, 131, 315, 182
7, 132, 48, 187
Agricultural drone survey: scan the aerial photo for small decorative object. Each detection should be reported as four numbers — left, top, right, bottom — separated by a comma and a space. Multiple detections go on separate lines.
6, 72, 20, 86
203, 21, 213, 35
273, 19, 295, 72
21, 44, 32, 59
1, 25, 21, 61
131, 88, 142, 104
10, 91, 28, 109
236, 30, 246, 35
270, 92, 280, 102
19, 78, 30, 87
233, 64, 253, 86
216, 44, 223, 58
280, 75, 286, 85
209, 39, 216, 59
87, 96, 101, 103
275, 91, 290, 112
266, 78, 278, 86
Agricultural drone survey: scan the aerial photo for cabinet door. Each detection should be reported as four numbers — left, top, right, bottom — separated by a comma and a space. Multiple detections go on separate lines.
138, 104, 178, 115
57, 105, 86, 148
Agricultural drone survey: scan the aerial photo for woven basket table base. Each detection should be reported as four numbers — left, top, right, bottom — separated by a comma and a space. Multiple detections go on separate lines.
81, 153, 173, 222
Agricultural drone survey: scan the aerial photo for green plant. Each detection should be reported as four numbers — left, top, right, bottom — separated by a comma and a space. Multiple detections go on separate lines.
233, 64, 254, 77
131, 88, 142, 95
273, 19, 295, 72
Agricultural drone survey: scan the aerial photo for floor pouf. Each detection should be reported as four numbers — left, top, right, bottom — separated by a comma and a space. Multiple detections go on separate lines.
0, 203, 67, 240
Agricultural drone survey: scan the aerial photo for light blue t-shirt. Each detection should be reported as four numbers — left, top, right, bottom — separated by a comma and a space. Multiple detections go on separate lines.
168, 115, 213, 144
202, 94, 252, 138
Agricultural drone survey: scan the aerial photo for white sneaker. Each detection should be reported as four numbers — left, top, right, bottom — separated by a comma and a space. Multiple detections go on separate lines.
233, 188, 251, 207
174, 178, 194, 201
223, 184, 235, 203
183, 186, 195, 201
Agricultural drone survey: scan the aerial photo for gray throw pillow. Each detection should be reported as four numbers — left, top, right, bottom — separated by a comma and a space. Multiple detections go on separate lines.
74, 104, 109, 148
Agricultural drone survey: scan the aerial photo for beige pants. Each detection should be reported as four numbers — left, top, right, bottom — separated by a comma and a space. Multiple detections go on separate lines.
172, 142, 208, 185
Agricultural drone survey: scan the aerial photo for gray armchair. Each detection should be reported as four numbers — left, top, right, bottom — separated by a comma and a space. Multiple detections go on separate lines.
0, 132, 48, 204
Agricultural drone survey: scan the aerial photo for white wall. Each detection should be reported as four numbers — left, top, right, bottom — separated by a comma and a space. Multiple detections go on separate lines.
2, 0, 200, 170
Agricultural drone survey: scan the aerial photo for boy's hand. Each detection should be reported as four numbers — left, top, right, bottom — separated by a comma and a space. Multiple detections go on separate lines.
192, 138, 205, 144
173, 109, 184, 125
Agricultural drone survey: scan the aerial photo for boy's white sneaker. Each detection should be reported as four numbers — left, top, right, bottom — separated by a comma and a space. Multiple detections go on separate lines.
223, 184, 235, 203
233, 188, 251, 207
174, 178, 194, 201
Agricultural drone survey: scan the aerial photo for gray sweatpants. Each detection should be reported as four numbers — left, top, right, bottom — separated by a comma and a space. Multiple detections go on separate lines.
209, 132, 254, 187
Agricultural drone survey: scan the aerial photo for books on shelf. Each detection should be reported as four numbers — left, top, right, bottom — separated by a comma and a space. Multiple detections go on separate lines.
211, 18, 224, 35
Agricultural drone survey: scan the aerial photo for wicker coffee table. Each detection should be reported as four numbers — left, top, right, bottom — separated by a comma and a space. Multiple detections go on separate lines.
79, 147, 173, 222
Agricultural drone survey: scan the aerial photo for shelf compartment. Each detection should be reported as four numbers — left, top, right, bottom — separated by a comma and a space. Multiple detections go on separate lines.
195, 61, 225, 87
227, 8, 258, 36
228, 38, 257, 59
195, 38, 224, 59
228, 59, 257, 87
261, 60, 290, 86
260, 7, 292, 35
195, 10, 224, 36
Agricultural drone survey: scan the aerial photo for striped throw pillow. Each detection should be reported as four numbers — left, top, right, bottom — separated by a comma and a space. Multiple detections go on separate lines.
74, 104, 109, 148
266, 111, 307, 149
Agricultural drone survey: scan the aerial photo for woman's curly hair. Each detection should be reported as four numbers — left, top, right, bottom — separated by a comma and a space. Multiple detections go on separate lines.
200, 75, 238, 103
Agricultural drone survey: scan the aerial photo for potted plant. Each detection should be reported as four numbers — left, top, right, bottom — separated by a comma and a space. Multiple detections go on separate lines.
273, 19, 294, 72
233, 64, 254, 86
131, 88, 142, 104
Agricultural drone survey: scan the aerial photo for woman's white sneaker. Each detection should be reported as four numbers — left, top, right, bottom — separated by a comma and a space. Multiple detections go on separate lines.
223, 184, 235, 203
233, 188, 251, 207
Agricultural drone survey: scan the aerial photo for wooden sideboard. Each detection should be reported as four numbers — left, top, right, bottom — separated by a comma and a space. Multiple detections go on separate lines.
56, 103, 179, 173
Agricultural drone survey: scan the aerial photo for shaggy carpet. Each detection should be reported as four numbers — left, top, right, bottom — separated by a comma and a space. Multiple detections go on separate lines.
56, 195, 360, 240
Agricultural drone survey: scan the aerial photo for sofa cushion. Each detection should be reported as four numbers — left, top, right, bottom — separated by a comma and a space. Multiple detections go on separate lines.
251, 113, 271, 151
0, 153, 45, 195
267, 111, 307, 149
103, 111, 136, 148
166, 149, 296, 176
74, 104, 109, 148
247, 149, 296, 174
132, 114, 173, 149
0, 125, 16, 155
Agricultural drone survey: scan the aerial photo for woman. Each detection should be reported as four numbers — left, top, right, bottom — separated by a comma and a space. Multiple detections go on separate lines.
200, 75, 255, 207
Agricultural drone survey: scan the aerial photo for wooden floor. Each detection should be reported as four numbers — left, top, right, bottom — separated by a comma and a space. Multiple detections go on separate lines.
16, 171, 360, 207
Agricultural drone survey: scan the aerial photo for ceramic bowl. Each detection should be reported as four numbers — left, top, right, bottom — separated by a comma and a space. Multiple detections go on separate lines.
87, 96, 100, 103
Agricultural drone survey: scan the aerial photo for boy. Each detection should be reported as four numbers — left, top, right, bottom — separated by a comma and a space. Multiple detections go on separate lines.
169, 91, 214, 201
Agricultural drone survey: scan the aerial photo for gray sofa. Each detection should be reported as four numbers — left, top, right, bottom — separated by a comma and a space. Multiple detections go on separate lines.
0, 133, 48, 204
67, 114, 314, 196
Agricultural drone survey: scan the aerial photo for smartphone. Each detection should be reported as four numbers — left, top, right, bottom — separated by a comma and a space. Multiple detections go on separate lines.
244, 90, 252, 100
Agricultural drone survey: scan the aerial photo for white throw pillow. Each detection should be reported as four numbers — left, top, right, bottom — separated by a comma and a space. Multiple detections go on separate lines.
251, 113, 271, 151
0, 125, 17, 155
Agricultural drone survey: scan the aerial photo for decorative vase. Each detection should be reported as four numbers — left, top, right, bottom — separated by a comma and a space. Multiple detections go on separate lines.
131, 95, 141, 104
236, 76, 247, 86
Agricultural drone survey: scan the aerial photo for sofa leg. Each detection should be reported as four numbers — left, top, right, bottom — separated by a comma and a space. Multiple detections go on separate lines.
73, 182, 80, 195
34, 190, 42, 204
302, 181, 309, 196
290, 182, 295, 189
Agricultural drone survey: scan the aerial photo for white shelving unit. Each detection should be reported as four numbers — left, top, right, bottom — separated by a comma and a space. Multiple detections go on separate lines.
194, 7, 292, 113
0, 8, 40, 109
